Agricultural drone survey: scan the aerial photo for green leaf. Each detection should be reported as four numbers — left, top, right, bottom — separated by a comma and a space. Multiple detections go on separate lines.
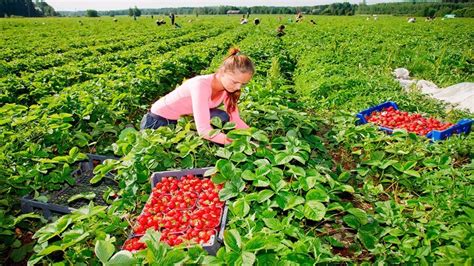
162, 248, 187, 265
343, 214, 360, 229
244, 235, 267, 251
68, 146, 79, 158
383, 235, 401, 245
257, 190, 274, 203
403, 161, 417, 171
10, 243, 32, 262
253, 178, 270, 187
347, 208, 368, 225
37, 245, 62, 256
241, 170, 256, 181
223, 122, 236, 130
327, 236, 344, 248
242, 251, 256, 266
358, 231, 377, 250
224, 229, 241, 252
379, 160, 398, 169
392, 162, 404, 173
303, 200, 326, 221
403, 169, 420, 178
439, 155, 451, 166
68, 192, 96, 203
253, 159, 270, 168
208, 129, 221, 138
89, 173, 105, 184
230, 152, 247, 163
118, 127, 137, 141
106, 250, 136, 266
13, 213, 45, 225
288, 166, 305, 177
255, 165, 271, 176
263, 218, 283, 231
204, 167, 217, 177
274, 153, 292, 165
422, 158, 438, 168
95, 240, 115, 264
35, 195, 48, 203
252, 131, 269, 143
219, 187, 239, 201
256, 252, 279, 265
305, 186, 329, 202
227, 129, 252, 138
216, 148, 232, 159
284, 252, 315, 265
34, 217, 72, 244
284, 195, 305, 210
216, 159, 235, 180
210, 116, 223, 128
232, 198, 250, 217
211, 173, 227, 184
231, 176, 245, 192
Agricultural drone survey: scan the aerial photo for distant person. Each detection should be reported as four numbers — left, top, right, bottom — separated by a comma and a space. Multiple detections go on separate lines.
141, 48, 254, 145
276, 25, 285, 37
156, 19, 166, 26
296, 12, 303, 22
151, 15, 154, 19
254, 18, 260, 25
169, 13, 175, 25
240, 17, 248, 24
408, 17, 416, 23
310, 19, 316, 25
113, 18, 118, 22
246, 12, 250, 19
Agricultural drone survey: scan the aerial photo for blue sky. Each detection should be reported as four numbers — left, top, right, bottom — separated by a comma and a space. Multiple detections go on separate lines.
46, 0, 400, 11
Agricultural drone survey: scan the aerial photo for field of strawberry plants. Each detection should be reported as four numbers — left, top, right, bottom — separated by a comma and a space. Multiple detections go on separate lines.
1, 15, 473, 265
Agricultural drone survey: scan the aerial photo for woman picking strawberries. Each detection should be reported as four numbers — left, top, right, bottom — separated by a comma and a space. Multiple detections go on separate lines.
141, 48, 254, 145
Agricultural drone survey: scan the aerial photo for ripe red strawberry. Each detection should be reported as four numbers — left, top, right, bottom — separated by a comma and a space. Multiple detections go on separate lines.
128, 175, 225, 248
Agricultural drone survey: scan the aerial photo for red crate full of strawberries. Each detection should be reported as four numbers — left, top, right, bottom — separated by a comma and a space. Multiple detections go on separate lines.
356, 101, 472, 141
123, 167, 228, 255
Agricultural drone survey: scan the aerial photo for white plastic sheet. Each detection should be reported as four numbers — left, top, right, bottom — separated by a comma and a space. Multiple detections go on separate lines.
393, 68, 474, 113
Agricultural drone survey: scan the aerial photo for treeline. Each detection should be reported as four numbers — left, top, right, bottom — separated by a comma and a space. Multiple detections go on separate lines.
0, 0, 58, 17
358, 2, 474, 17
60, 4, 358, 17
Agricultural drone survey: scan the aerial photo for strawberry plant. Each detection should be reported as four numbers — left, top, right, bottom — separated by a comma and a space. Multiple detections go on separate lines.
0, 15, 472, 265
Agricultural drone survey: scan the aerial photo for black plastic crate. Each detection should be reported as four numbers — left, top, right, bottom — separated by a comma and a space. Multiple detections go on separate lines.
123, 167, 227, 255
149, 167, 227, 255
20, 153, 119, 219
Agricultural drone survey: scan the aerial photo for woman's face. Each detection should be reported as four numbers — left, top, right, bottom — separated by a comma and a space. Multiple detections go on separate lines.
220, 70, 253, 93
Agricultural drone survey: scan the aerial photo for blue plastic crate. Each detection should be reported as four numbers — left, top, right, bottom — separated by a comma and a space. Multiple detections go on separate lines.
356, 101, 472, 141
356, 101, 399, 125
426, 119, 472, 141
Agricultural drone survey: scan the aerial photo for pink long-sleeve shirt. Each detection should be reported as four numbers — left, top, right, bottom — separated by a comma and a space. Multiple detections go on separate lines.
150, 74, 249, 144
